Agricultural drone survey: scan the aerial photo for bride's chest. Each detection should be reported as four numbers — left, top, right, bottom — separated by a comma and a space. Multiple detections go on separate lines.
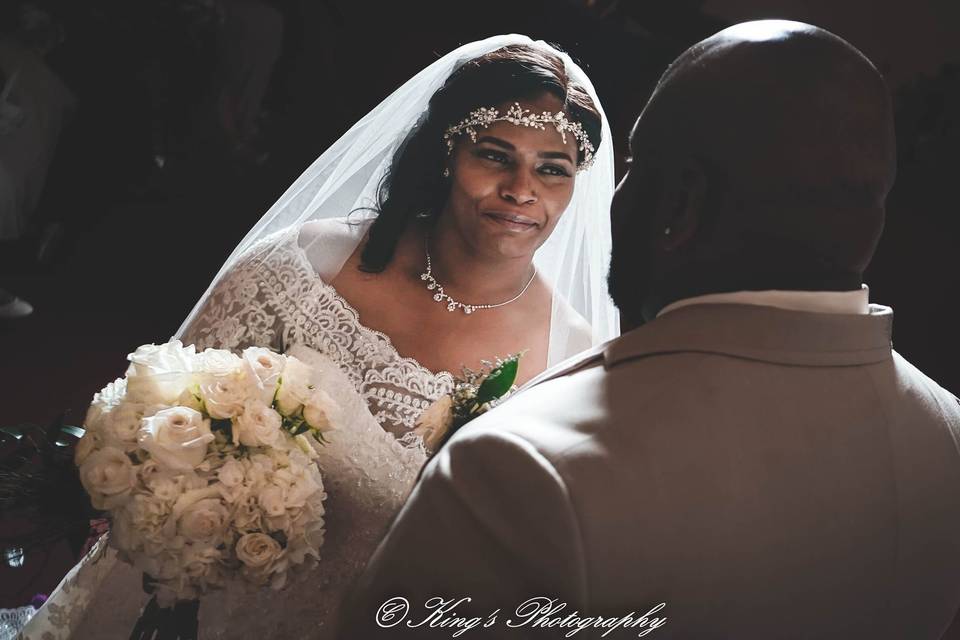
329, 272, 546, 383
273, 273, 453, 437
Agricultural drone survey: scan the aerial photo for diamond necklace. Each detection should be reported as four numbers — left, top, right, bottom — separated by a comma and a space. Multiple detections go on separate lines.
419, 235, 536, 315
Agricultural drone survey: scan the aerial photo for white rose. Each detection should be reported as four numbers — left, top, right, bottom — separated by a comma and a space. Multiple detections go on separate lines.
127, 338, 194, 366
275, 357, 315, 416
197, 372, 249, 419
235, 533, 282, 575
235, 401, 283, 448
242, 347, 285, 405
258, 485, 287, 517
412, 395, 455, 452
101, 403, 163, 451
125, 342, 196, 405
74, 431, 96, 466
161, 486, 221, 540
138, 407, 214, 471
196, 348, 243, 376
302, 389, 338, 433
79, 447, 137, 509
177, 497, 230, 543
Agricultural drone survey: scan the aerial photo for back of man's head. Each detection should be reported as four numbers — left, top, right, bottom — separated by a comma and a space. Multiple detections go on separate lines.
609, 20, 896, 326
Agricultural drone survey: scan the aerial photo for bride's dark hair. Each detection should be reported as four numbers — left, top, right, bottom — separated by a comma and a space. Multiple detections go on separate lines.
358, 44, 603, 273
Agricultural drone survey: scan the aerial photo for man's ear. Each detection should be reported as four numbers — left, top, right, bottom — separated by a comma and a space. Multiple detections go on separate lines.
658, 159, 707, 253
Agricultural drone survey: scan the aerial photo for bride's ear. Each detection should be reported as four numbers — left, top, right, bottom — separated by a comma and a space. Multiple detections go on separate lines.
658, 159, 707, 253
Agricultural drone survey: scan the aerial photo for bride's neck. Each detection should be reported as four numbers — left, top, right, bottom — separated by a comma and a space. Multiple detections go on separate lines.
409, 218, 536, 302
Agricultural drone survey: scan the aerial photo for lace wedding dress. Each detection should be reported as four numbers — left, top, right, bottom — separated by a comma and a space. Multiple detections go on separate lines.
18, 217, 592, 640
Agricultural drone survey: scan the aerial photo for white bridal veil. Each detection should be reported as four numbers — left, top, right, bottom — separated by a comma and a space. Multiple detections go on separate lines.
175, 34, 618, 349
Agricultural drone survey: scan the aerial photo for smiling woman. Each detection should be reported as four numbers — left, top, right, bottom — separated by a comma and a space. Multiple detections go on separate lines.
296, 42, 613, 385
443, 94, 580, 261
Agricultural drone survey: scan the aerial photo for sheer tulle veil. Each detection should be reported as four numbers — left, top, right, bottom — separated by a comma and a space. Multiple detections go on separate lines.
174, 34, 619, 351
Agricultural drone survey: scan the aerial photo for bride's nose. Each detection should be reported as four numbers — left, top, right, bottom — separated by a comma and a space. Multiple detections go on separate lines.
499, 168, 538, 206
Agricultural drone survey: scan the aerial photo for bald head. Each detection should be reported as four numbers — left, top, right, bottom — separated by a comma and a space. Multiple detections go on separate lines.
610, 21, 897, 325
645, 21, 895, 202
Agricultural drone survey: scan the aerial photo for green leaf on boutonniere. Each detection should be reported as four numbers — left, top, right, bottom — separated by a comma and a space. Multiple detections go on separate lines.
475, 356, 520, 406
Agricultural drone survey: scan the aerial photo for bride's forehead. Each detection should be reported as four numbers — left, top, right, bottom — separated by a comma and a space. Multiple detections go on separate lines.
477, 119, 578, 155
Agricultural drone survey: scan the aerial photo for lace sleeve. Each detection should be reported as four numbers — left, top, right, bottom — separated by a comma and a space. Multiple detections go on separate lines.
178, 231, 294, 353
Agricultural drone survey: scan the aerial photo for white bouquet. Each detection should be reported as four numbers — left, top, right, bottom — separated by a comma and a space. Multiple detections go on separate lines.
76, 341, 337, 606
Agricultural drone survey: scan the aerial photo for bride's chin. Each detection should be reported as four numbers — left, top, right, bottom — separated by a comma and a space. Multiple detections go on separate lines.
486, 238, 539, 262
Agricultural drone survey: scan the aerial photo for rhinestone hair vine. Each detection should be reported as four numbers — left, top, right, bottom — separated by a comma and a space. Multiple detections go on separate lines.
443, 102, 596, 171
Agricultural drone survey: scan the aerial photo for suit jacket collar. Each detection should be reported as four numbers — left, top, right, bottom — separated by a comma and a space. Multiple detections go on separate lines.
605, 303, 893, 369
520, 303, 894, 393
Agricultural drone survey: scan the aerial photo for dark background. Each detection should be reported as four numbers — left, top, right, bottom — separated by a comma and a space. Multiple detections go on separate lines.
0, 0, 957, 614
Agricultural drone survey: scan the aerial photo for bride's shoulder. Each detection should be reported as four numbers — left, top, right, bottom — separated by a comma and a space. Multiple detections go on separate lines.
297, 215, 373, 250
297, 215, 375, 282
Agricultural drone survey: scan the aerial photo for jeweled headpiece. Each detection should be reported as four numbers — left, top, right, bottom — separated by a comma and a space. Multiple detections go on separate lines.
443, 102, 596, 171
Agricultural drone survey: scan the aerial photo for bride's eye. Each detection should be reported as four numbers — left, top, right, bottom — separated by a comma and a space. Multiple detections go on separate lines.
475, 149, 510, 164
539, 164, 572, 178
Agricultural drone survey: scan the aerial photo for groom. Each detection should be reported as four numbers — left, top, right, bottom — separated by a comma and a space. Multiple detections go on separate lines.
341, 21, 960, 638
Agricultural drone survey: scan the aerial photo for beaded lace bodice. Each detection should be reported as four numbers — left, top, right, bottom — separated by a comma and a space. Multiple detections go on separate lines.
180, 226, 455, 437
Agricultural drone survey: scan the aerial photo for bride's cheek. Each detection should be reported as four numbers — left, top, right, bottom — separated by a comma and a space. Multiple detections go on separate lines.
544, 185, 576, 228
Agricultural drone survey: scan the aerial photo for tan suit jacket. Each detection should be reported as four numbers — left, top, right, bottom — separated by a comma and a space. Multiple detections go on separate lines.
341, 303, 960, 639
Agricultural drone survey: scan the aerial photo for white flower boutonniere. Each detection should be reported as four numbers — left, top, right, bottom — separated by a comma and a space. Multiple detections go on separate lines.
413, 353, 522, 453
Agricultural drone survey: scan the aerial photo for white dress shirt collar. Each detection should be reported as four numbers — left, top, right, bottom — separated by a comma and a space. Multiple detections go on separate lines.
657, 284, 870, 318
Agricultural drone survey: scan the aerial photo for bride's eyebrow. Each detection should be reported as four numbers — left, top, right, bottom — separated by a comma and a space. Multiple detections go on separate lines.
476, 135, 515, 150
539, 150, 575, 163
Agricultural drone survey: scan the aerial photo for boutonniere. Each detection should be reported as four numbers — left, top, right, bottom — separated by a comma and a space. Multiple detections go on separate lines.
413, 353, 522, 453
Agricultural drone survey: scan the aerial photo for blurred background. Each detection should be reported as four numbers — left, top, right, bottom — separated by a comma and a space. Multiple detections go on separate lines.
0, 0, 957, 625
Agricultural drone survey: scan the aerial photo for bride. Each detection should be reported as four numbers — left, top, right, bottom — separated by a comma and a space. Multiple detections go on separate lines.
19, 34, 616, 639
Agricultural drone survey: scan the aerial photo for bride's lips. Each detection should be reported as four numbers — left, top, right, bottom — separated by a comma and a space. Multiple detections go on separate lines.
482, 211, 541, 232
